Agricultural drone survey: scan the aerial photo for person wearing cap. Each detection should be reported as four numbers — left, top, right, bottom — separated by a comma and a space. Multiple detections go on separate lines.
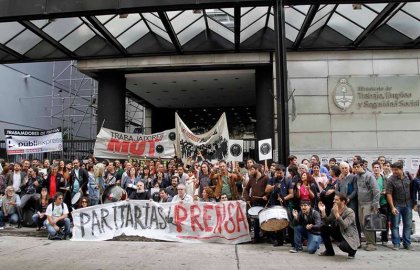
289, 200, 322, 254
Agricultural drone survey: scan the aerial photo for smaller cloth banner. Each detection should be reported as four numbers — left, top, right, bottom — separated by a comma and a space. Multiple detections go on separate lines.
5, 128, 63, 155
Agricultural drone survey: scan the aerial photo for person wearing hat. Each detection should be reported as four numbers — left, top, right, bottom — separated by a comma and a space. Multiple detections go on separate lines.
289, 200, 322, 254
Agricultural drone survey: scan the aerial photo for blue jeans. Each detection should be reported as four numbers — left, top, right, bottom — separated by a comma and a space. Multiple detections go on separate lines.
32, 213, 47, 228
0, 211, 19, 226
45, 218, 71, 237
294, 225, 322, 254
391, 204, 412, 247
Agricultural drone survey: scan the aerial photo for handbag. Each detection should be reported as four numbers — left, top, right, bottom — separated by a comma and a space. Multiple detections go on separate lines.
364, 213, 387, 232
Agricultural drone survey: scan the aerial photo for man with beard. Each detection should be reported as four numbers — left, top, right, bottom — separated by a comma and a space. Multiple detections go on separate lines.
243, 164, 269, 243
69, 159, 89, 197
266, 164, 293, 246
212, 160, 240, 200
165, 175, 179, 197
6, 162, 26, 195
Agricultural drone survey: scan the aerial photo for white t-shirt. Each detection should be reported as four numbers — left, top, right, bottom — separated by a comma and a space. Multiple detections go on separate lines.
45, 202, 69, 224
172, 194, 193, 203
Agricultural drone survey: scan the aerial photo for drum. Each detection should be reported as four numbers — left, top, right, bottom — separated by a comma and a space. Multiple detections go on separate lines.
102, 185, 127, 204
247, 206, 264, 218
71, 192, 82, 205
258, 206, 289, 232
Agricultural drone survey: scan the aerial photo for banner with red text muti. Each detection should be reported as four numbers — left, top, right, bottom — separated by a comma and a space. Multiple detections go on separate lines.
71, 200, 251, 244
94, 127, 176, 159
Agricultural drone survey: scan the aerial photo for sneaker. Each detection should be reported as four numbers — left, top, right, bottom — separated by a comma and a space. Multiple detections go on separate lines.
0, 226, 4, 230
403, 245, 415, 251
381, 241, 388, 246
289, 249, 300, 253
392, 245, 400, 251
318, 251, 335, 256
347, 255, 355, 259
364, 245, 377, 251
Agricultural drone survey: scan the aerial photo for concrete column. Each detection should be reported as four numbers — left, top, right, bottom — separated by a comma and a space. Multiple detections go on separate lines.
97, 72, 126, 133
255, 66, 274, 155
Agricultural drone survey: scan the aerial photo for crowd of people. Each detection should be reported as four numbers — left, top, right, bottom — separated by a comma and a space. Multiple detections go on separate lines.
0, 154, 419, 257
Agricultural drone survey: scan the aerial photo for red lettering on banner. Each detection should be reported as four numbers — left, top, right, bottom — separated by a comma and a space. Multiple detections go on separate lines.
130, 141, 146, 156
190, 204, 204, 232
174, 204, 187, 233
214, 203, 226, 234
224, 203, 236, 234
203, 204, 214, 232
148, 140, 155, 156
107, 138, 129, 153
235, 201, 248, 232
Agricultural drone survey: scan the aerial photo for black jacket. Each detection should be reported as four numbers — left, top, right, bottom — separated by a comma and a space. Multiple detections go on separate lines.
70, 168, 89, 195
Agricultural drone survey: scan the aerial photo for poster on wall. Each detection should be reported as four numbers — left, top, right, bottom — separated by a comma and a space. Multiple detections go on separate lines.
4, 128, 63, 155
227, 140, 243, 162
175, 113, 229, 163
94, 127, 176, 159
411, 158, 419, 170
258, 138, 272, 161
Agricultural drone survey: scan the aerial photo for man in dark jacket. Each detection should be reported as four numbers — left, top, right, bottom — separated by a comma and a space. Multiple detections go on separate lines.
290, 200, 322, 254
69, 159, 89, 196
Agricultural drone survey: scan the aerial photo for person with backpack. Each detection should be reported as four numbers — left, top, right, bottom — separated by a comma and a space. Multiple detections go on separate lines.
45, 192, 71, 240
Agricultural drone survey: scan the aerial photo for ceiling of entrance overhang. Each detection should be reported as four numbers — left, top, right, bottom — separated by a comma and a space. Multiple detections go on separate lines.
126, 70, 256, 108
0, 2, 419, 63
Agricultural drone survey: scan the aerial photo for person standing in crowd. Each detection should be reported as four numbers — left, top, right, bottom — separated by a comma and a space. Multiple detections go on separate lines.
172, 183, 193, 203
309, 155, 330, 179
383, 160, 393, 179
296, 172, 316, 206
0, 186, 21, 229
290, 200, 322, 254
122, 167, 139, 198
320, 165, 339, 216
197, 162, 214, 198
212, 160, 240, 200
155, 163, 170, 188
200, 187, 216, 202
353, 160, 380, 251
93, 163, 106, 202
243, 164, 269, 244
318, 193, 360, 259
266, 164, 293, 246
285, 155, 298, 178
32, 187, 49, 230
336, 162, 359, 232
386, 162, 416, 251
6, 162, 26, 195
166, 175, 179, 197
43, 164, 65, 199
372, 161, 390, 245
18, 167, 43, 221
414, 165, 420, 217
0, 165, 9, 195
312, 163, 328, 196
45, 192, 71, 240
70, 159, 89, 197
104, 162, 119, 186
176, 164, 189, 185
87, 164, 100, 206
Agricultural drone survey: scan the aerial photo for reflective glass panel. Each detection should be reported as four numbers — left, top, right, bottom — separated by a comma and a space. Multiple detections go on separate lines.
147, 21, 172, 43
387, 11, 420, 39
6, 29, 42, 54
171, 10, 203, 33
167, 11, 183, 20
96, 15, 115, 24
207, 9, 234, 30
241, 6, 269, 30
208, 18, 234, 43
105, 13, 141, 37
60, 24, 96, 51
311, 4, 335, 26
365, 3, 387, 13
178, 17, 205, 45
43, 18, 82, 40
285, 23, 299, 42
221, 8, 234, 17
285, 6, 306, 29
31, 19, 49, 28
0, 22, 25, 43
143, 13, 166, 31
118, 20, 149, 48
240, 16, 265, 42
402, 2, 420, 18
267, 14, 274, 30
294, 5, 310, 15
336, 4, 377, 28
328, 13, 363, 40
305, 14, 330, 37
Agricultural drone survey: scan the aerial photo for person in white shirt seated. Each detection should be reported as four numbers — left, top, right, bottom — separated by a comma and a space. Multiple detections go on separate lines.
45, 192, 71, 239
172, 184, 193, 203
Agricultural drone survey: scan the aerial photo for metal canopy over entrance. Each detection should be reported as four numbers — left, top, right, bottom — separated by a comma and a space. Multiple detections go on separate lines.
0, 0, 418, 63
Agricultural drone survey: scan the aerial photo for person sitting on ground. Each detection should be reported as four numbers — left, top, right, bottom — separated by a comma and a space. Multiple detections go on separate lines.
0, 186, 21, 229
45, 192, 71, 239
32, 187, 50, 230
318, 193, 360, 259
129, 182, 150, 200
290, 200, 322, 254
172, 183, 193, 203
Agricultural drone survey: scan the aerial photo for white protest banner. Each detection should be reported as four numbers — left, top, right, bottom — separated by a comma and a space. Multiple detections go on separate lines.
258, 138, 272, 161
4, 128, 63, 155
94, 128, 176, 159
228, 140, 243, 162
175, 113, 229, 163
72, 200, 250, 244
